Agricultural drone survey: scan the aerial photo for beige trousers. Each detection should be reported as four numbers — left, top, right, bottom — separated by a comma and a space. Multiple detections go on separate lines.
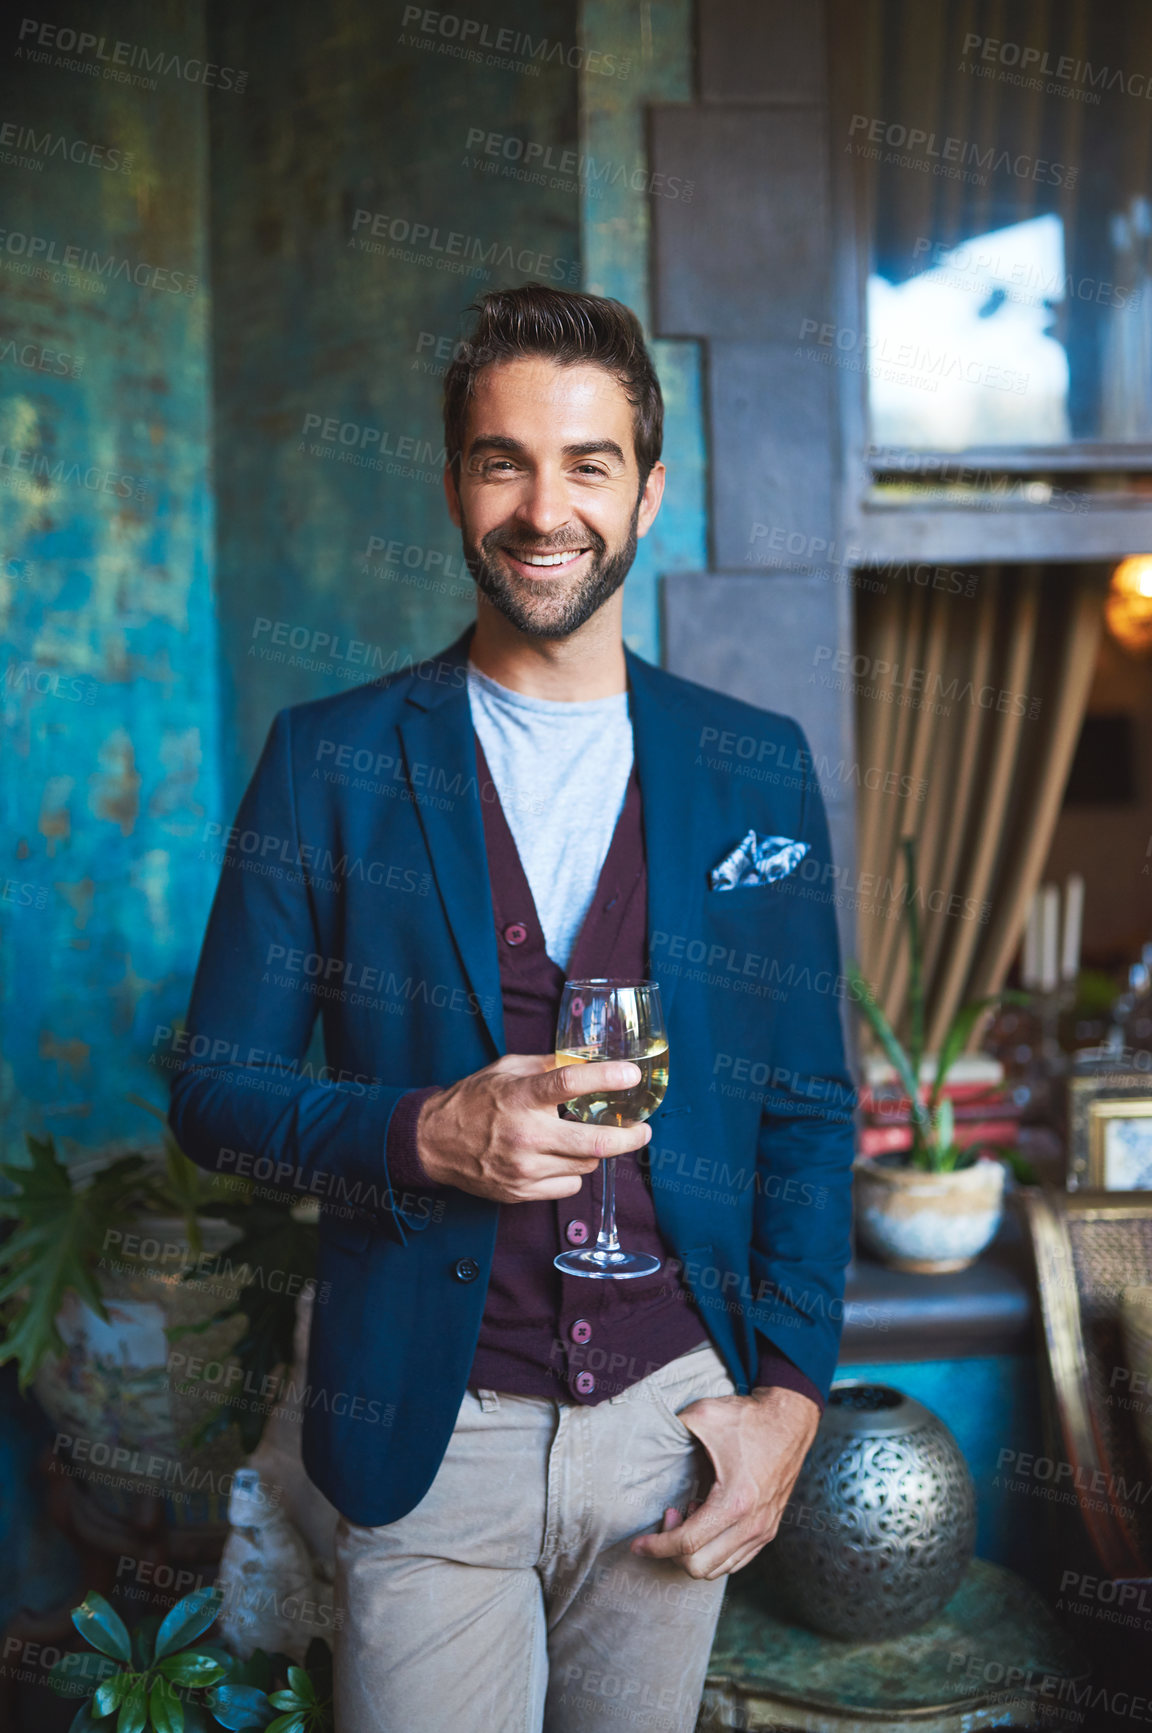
333, 1340, 737, 1733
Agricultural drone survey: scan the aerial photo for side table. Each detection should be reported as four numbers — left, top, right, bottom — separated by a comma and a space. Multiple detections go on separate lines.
701, 1558, 1085, 1732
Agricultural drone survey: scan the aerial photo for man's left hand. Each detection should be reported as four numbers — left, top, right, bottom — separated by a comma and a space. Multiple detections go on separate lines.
629, 1386, 820, 1580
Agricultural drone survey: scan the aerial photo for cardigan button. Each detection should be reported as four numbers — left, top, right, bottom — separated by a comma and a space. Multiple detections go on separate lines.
565, 1220, 590, 1247
453, 1257, 480, 1282
574, 1371, 596, 1396
570, 1319, 592, 1345
503, 922, 528, 946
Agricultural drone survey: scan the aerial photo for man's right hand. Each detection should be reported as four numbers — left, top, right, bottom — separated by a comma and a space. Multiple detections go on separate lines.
414, 1053, 652, 1203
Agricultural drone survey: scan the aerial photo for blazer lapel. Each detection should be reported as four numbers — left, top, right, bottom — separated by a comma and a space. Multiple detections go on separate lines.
626, 647, 705, 1033
397, 637, 704, 1057
397, 632, 506, 1058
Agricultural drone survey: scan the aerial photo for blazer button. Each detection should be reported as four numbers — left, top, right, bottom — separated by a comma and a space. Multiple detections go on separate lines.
574, 1371, 596, 1396
570, 1319, 592, 1345
453, 1257, 480, 1282
503, 922, 528, 946
565, 1220, 589, 1246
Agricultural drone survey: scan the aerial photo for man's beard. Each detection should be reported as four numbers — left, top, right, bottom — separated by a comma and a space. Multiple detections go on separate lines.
461, 503, 640, 640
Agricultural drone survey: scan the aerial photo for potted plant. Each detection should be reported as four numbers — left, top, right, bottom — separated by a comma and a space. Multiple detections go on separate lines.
0, 1108, 318, 1539
49, 1583, 332, 1730
847, 838, 1031, 1274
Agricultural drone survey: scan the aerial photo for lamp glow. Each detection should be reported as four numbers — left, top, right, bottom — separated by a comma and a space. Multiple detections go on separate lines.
1106, 557, 1152, 655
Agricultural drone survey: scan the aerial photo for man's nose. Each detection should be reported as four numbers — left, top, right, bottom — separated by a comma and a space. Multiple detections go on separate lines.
513, 468, 573, 538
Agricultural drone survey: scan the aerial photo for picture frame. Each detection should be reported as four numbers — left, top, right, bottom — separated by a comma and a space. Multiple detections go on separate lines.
1067, 1065, 1152, 1190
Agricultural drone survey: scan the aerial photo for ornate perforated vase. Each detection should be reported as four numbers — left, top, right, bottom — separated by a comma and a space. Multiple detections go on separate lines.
768, 1381, 977, 1641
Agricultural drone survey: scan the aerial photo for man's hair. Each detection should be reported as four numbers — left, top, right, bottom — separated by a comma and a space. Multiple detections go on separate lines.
443, 286, 663, 484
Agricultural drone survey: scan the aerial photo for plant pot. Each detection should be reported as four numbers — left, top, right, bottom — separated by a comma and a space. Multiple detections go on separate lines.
33, 1215, 249, 1542
853, 1153, 1006, 1273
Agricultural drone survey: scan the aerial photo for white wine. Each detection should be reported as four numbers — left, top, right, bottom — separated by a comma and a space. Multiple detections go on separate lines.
556, 1042, 669, 1125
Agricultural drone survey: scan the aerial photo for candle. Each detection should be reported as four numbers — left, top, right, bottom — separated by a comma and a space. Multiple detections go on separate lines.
1022, 892, 1041, 989
1061, 874, 1085, 983
1040, 884, 1060, 993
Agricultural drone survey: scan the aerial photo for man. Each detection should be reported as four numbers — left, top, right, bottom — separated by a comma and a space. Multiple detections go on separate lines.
171, 286, 855, 1732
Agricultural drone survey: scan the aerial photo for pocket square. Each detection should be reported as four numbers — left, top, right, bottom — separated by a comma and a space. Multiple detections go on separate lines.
709, 830, 809, 891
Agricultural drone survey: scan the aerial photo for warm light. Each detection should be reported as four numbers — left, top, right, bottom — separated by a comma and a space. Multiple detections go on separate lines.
1107, 557, 1152, 655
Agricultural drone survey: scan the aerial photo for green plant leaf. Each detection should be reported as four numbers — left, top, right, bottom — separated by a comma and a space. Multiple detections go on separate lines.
900, 837, 925, 1084
264, 1716, 307, 1733
70, 1703, 105, 1733
1002, 1148, 1037, 1185
131, 1615, 160, 1671
157, 1654, 229, 1689
224, 1651, 278, 1694
116, 1677, 148, 1733
929, 992, 1028, 1109
94, 1673, 133, 1717
0, 1137, 193, 1388
847, 962, 932, 1144
72, 1594, 133, 1665
150, 1676, 185, 1733
284, 1670, 312, 1704
205, 1683, 275, 1729
153, 1589, 223, 1661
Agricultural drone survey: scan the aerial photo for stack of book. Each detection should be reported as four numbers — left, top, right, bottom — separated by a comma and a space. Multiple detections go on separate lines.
858, 1054, 1021, 1158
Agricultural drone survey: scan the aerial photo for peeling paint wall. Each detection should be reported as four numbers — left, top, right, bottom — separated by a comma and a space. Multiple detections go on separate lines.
0, 0, 703, 1154
205, 0, 584, 803
0, 1, 219, 1154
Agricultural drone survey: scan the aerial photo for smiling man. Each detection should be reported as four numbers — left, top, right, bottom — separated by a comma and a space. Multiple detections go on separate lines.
171, 287, 856, 1733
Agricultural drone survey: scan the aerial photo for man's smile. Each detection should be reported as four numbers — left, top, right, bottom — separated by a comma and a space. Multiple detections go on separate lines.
498, 545, 593, 578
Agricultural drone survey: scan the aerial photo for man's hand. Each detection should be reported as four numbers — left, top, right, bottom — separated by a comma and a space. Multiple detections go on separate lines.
415, 1053, 652, 1203
630, 1386, 819, 1579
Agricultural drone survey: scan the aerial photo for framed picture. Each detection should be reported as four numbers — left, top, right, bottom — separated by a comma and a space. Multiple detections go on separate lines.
1068, 1066, 1152, 1189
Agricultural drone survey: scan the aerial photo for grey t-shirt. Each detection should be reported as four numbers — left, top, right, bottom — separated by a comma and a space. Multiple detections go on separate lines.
466, 661, 634, 971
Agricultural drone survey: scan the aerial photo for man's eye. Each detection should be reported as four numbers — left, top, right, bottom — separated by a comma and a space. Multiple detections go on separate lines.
480, 459, 517, 474
573, 463, 608, 477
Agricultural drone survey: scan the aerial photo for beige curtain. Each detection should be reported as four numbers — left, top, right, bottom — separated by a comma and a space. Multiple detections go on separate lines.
855, 567, 1106, 1052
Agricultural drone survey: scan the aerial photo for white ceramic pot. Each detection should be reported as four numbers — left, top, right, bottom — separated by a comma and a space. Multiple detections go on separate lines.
33, 1215, 248, 1533
853, 1155, 1006, 1273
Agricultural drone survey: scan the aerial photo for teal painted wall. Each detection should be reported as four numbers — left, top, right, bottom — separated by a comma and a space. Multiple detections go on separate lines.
843, 1355, 1047, 1582
206, 0, 585, 803
1, 0, 711, 1149
0, 1, 220, 1156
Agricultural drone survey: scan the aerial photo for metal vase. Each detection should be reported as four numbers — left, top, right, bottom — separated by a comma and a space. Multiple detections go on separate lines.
767, 1381, 977, 1640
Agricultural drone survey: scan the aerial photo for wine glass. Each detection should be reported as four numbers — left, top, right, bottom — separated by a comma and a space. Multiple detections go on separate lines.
552, 979, 668, 1280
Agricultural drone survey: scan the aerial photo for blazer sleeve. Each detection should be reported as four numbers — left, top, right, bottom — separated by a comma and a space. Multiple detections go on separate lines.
747, 720, 857, 1399
168, 709, 425, 1243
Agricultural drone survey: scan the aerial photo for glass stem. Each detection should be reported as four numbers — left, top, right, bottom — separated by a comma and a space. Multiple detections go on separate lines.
594, 1155, 622, 1255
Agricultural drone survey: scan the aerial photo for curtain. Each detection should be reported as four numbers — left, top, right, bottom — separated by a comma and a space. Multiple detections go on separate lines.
854, 567, 1105, 1052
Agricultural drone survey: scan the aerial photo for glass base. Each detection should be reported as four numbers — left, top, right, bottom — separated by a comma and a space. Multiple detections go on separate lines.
553, 1248, 663, 1281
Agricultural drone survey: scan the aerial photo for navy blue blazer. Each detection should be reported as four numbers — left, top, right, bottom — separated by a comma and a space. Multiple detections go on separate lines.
170, 628, 856, 1527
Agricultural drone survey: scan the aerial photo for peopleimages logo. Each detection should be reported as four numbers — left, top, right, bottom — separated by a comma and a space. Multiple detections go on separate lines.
15, 18, 248, 91
0, 227, 196, 293
349, 209, 579, 285
0, 119, 134, 173
398, 7, 632, 79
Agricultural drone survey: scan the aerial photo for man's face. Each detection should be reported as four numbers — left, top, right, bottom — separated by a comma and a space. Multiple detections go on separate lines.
444, 356, 665, 639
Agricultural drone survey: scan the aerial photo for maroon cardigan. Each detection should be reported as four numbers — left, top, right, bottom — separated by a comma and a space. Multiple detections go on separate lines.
386, 738, 822, 1410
